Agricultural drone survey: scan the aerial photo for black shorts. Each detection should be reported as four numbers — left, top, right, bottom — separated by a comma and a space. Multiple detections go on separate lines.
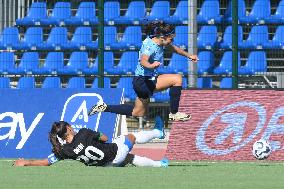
132, 76, 157, 99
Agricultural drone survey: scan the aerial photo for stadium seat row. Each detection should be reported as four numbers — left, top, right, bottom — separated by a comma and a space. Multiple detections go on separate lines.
0, 76, 178, 102
15, 1, 187, 26
2, 25, 283, 51
0, 51, 267, 76
0, 76, 232, 102
161, 51, 267, 75
198, 0, 284, 25
15, 0, 284, 27
0, 51, 138, 75
0, 26, 142, 51
0, 77, 111, 89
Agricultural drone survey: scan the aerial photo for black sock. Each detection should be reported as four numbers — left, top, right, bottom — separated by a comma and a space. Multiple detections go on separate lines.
169, 86, 182, 114
105, 104, 134, 116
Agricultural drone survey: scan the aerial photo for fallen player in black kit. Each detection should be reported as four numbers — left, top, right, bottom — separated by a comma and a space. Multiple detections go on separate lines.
14, 116, 168, 167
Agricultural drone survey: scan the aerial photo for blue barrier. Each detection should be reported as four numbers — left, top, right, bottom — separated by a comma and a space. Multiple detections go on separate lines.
0, 88, 123, 158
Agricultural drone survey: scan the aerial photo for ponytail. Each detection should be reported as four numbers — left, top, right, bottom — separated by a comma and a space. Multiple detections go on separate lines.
144, 21, 175, 38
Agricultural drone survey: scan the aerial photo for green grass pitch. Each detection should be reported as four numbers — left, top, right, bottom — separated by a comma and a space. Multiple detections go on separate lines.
1, 160, 284, 189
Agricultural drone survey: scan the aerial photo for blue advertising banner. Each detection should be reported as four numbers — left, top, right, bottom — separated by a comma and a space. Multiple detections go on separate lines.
0, 88, 123, 158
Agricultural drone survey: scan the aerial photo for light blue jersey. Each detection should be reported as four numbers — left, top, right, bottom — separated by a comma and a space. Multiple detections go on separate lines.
135, 37, 164, 77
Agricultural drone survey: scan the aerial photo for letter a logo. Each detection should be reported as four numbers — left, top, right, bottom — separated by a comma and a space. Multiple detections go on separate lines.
71, 100, 88, 123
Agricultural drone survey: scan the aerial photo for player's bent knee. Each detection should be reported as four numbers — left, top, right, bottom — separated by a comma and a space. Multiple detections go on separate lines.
173, 74, 182, 86
132, 109, 146, 117
126, 134, 136, 144
132, 112, 145, 117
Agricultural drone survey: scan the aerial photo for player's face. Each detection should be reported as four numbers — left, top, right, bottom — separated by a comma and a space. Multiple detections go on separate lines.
66, 125, 75, 137
161, 34, 175, 46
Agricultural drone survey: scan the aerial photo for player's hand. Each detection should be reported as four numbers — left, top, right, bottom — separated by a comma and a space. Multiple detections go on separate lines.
189, 55, 199, 63
13, 158, 27, 166
150, 61, 161, 69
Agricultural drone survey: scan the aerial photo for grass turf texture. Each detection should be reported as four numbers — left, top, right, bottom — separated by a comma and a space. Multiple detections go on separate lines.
1, 160, 284, 189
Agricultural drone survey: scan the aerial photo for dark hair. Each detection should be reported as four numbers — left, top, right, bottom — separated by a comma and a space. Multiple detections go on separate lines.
48, 121, 69, 158
145, 21, 175, 38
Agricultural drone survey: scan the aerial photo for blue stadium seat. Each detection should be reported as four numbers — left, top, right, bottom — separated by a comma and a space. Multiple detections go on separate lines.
197, 26, 217, 50
220, 78, 232, 88
222, 0, 246, 24
214, 51, 241, 75
37, 27, 68, 51
15, 52, 40, 75
86, 26, 117, 50
197, 0, 221, 24
153, 89, 170, 102
16, 2, 47, 26
114, 1, 146, 25
243, 51, 267, 73
107, 52, 138, 75
40, 2, 71, 26
239, 0, 270, 24
158, 53, 188, 75
239, 26, 268, 49
0, 27, 20, 50
198, 78, 212, 88
42, 77, 61, 88
0, 52, 16, 75
164, 0, 188, 25
104, 1, 120, 25
58, 52, 88, 75
13, 27, 43, 51
117, 77, 136, 101
104, 27, 117, 50
265, 0, 284, 24
173, 26, 188, 49
219, 26, 243, 50
0, 77, 10, 88
62, 27, 92, 51
35, 52, 64, 75
263, 26, 284, 49
197, 51, 214, 75
65, 2, 98, 26
143, 1, 170, 23
112, 26, 142, 50
91, 77, 111, 88
67, 77, 86, 88
17, 77, 36, 89
84, 52, 114, 75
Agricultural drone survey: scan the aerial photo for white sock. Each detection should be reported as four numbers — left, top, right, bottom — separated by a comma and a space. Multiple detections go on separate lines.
132, 155, 162, 167
133, 129, 161, 144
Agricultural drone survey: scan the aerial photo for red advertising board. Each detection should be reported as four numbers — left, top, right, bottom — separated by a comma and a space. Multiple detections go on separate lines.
166, 90, 284, 161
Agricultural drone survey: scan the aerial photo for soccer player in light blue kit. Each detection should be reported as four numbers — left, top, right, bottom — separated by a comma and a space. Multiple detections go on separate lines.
89, 21, 198, 121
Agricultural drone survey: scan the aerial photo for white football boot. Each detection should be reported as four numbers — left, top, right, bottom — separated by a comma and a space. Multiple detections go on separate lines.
169, 112, 191, 121
88, 101, 107, 116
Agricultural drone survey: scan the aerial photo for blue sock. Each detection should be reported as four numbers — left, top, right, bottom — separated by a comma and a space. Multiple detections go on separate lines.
105, 104, 134, 116
169, 86, 182, 114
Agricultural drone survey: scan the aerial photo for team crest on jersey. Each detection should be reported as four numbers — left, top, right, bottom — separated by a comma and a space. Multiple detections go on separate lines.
60, 93, 103, 132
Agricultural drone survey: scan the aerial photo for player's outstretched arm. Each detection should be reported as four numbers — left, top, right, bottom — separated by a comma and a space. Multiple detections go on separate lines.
13, 158, 50, 166
167, 44, 199, 62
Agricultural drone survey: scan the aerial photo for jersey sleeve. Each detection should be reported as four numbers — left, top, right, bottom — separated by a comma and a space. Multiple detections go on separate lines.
47, 153, 60, 165
140, 44, 154, 57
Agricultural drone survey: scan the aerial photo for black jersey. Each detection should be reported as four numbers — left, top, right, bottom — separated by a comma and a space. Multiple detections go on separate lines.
60, 128, 118, 166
